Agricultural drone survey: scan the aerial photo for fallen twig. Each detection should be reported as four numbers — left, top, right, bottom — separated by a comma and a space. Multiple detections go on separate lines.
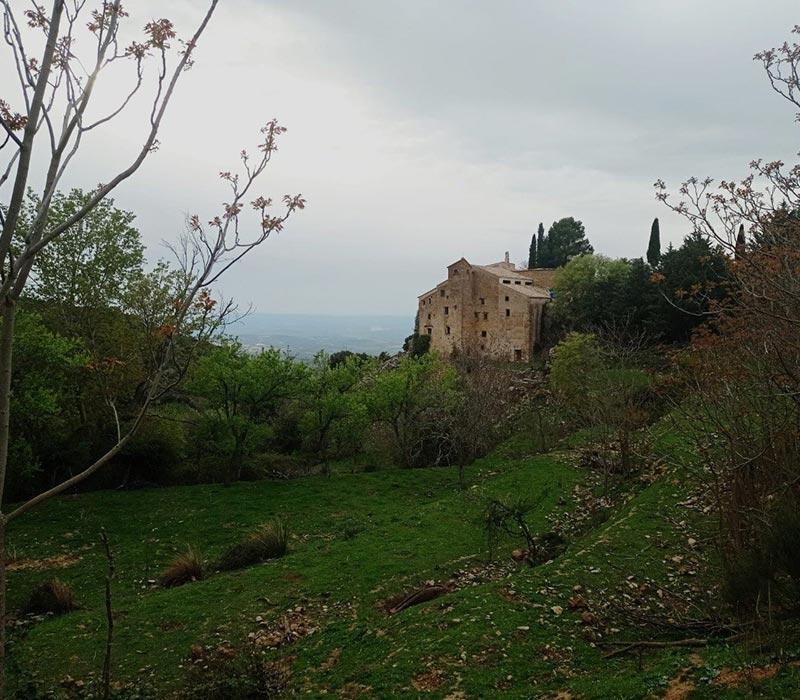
603, 632, 746, 659
604, 637, 709, 658
389, 586, 450, 614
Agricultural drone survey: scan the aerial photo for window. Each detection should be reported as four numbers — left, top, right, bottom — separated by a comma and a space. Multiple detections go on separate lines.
502, 280, 510, 285
481, 330, 487, 337
444, 306, 449, 315
474, 311, 479, 319
427, 328, 432, 335
514, 280, 521, 285
514, 349, 523, 361
427, 313, 431, 320
505, 309, 511, 317
480, 344, 485, 350
445, 326, 451, 335
483, 312, 488, 320
525, 281, 532, 286
505, 295, 509, 302
479, 297, 485, 305
453, 268, 459, 274
440, 289, 445, 297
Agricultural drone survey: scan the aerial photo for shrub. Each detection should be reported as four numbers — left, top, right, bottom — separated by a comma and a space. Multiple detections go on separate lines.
216, 520, 288, 571
549, 332, 653, 475
722, 495, 800, 615
181, 642, 287, 699
23, 578, 78, 615
159, 547, 204, 588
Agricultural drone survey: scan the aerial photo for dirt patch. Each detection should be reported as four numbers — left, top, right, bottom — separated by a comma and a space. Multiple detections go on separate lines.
662, 652, 707, 700
412, 669, 445, 692
663, 667, 694, 700
250, 609, 316, 649
471, 646, 499, 667
159, 620, 186, 632
8, 552, 82, 572
713, 664, 781, 688
338, 682, 373, 698
319, 647, 341, 672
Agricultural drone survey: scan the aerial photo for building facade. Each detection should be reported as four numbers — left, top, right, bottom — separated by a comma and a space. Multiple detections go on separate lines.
417, 254, 555, 362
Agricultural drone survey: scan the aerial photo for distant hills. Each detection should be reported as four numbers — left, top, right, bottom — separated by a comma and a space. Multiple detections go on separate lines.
228, 312, 412, 360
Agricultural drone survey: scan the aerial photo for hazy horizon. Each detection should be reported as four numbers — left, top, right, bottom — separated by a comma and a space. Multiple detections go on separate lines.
230, 311, 413, 359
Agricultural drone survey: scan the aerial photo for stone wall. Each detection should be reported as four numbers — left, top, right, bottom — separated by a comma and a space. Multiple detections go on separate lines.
418, 259, 551, 362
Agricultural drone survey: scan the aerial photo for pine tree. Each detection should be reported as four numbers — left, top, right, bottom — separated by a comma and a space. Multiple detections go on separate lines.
647, 217, 661, 267
536, 223, 545, 267
544, 217, 592, 267
528, 232, 537, 269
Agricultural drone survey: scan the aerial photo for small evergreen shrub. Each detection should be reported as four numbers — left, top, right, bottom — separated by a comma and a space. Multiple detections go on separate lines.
159, 547, 204, 588
23, 578, 78, 615
216, 520, 288, 571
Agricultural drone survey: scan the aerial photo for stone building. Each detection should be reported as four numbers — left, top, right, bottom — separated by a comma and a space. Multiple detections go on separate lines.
417, 253, 555, 362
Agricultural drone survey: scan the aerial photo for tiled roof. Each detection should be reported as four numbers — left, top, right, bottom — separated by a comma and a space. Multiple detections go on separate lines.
478, 264, 555, 296
418, 259, 557, 299
505, 283, 551, 299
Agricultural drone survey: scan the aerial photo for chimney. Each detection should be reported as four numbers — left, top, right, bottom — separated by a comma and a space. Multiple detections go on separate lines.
504, 251, 510, 263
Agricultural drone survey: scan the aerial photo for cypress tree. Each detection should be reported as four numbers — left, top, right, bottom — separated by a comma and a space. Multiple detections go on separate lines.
528, 232, 537, 269
647, 217, 661, 267
536, 222, 545, 267
735, 223, 746, 260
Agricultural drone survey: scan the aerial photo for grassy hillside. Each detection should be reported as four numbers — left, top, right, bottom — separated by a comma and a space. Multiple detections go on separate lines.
7, 434, 800, 698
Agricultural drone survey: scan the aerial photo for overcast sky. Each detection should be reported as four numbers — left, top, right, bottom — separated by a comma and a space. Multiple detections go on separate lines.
5, 1, 800, 316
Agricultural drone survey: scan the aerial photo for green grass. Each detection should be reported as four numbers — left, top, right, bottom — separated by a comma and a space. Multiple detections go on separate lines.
7, 433, 800, 698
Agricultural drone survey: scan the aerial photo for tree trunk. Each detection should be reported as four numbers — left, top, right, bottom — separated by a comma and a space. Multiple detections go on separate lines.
0, 301, 15, 700
228, 432, 246, 485
100, 531, 115, 700
0, 517, 6, 700
619, 429, 631, 475
0, 301, 17, 508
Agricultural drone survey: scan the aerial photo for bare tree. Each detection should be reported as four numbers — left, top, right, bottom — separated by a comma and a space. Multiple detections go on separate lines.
100, 529, 114, 700
0, 2, 305, 694
656, 25, 800, 618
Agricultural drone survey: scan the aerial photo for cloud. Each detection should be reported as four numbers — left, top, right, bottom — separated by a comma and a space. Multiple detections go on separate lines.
2, 0, 798, 315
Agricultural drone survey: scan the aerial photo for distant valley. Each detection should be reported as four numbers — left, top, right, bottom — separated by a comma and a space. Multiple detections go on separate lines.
228, 312, 413, 360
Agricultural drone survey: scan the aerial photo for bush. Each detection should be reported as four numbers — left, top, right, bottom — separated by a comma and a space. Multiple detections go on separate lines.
181, 642, 287, 699
23, 579, 78, 615
216, 520, 288, 571
723, 495, 800, 615
159, 547, 204, 588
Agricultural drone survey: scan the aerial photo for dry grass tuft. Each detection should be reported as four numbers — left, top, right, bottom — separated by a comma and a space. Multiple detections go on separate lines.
159, 547, 205, 588
23, 578, 78, 615
216, 519, 288, 571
